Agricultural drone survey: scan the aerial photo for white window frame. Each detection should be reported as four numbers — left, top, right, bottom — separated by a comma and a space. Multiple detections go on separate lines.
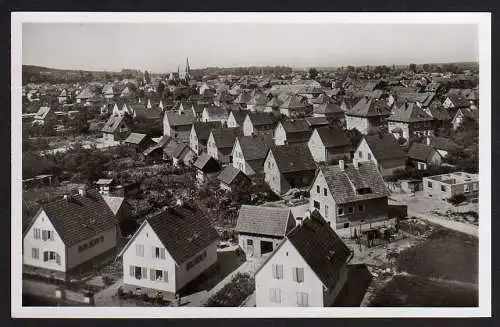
296, 292, 309, 307
292, 267, 305, 283
34, 228, 41, 240
337, 207, 344, 216
272, 264, 283, 280
464, 184, 470, 193
269, 288, 281, 303
31, 248, 39, 259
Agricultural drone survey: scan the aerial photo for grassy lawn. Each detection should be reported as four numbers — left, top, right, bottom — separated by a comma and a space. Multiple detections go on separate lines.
396, 228, 478, 284
370, 275, 478, 307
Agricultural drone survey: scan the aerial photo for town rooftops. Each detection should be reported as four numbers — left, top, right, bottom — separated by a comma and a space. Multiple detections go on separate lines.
280, 95, 308, 109
363, 133, 407, 163
193, 153, 221, 173
261, 211, 351, 290
311, 93, 332, 105
211, 127, 242, 149
25, 190, 117, 246
313, 102, 344, 116
315, 126, 352, 149
204, 106, 229, 119
164, 111, 196, 127
102, 195, 126, 216
247, 112, 279, 126
228, 110, 247, 124
388, 102, 434, 123
96, 178, 115, 186
408, 142, 440, 162
305, 116, 331, 128
319, 161, 389, 204
415, 92, 436, 108
192, 121, 222, 141
133, 205, 219, 265
124, 132, 148, 145
217, 166, 245, 186
446, 94, 470, 108
280, 119, 310, 133
347, 97, 392, 117
248, 93, 269, 106
269, 143, 317, 174
428, 136, 461, 152
237, 135, 274, 161
101, 114, 127, 133
235, 205, 295, 238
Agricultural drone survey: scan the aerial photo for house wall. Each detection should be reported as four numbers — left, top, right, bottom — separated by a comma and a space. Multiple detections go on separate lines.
242, 116, 254, 136
309, 171, 337, 226
122, 222, 178, 293
23, 210, 66, 272
170, 126, 192, 144
206, 133, 219, 160
325, 147, 352, 163
163, 114, 171, 136
353, 139, 405, 177
255, 239, 325, 307
189, 127, 200, 155
308, 130, 327, 162
66, 227, 118, 270
232, 140, 256, 176
264, 151, 286, 195
309, 171, 389, 230
175, 241, 218, 291
238, 233, 283, 259
423, 177, 479, 201
227, 114, 240, 128
345, 116, 370, 135
274, 123, 287, 146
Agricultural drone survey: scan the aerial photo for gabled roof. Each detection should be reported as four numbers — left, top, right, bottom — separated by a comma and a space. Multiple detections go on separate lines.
217, 166, 247, 185
454, 108, 479, 122
164, 111, 196, 127
280, 119, 310, 134
285, 212, 352, 289
408, 142, 440, 162
428, 136, 461, 152
310, 93, 332, 105
234, 91, 252, 104
228, 110, 247, 124
388, 102, 433, 123
247, 112, 279, 127
76, 87, 96, 99
363, 133, 407, 162
204, 106, 229, 120
236, 205, 295, 237
144, 206, 219, 264
320, 161, 389, 204
101, 114, 128, 133
210, 127, 242, 149
266, 96, 283, 108
313, 102, 344, 116
347, 97, 392, 117
280, 95, 308, 110
425, 105, 450, 121
172, 143, 193, 159
25, 190, 117, 246
415, 92, 436, 107
315, 126, 352, 149
305, 116, 330, 128
237, 135, 273, 161
193, 152, 221, 172
192, 121, 222, 141
269, 143, 317, 174
124, 132, 148, 145
446, 94, 470, 108
133, 106, 162, 121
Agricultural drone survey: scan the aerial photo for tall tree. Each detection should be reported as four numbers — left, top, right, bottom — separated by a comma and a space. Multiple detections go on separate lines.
308, 68, 318, 79
409, 63, 417, 73
144, 70, 151, 84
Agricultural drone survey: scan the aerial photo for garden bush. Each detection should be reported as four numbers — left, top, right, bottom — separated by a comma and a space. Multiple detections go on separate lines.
205, 273, 255, 307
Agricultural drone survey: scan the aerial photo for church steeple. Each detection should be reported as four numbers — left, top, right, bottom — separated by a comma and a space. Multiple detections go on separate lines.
185, 57, 190, 74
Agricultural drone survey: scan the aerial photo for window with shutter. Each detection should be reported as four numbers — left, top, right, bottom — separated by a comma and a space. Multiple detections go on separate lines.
297, 292, 309, 306
160, 248, 166, 259
142, 267, 147, 279
150, 269, 155, 281
56, 253, 61, 265
136, 244, 144, 257
34, 228, 41, 240
269, 288, 281, 303
163, 270, 168, 282
31, 248, 39, 259
43, 251, 48, 261
42, 230, 47, 241
129, 265, 134, 277
293, 267, 304, 283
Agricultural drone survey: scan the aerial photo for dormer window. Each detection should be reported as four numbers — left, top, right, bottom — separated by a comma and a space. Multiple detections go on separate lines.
357, 187, 373, 195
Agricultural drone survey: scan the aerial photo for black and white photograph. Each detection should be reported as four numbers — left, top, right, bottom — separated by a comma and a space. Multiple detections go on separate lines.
11, 12, 491, 318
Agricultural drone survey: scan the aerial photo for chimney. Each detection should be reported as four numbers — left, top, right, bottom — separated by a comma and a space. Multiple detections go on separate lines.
339, 159, 345, 171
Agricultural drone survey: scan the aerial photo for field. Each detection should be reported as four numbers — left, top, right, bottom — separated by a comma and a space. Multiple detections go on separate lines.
369, 227, 478, 307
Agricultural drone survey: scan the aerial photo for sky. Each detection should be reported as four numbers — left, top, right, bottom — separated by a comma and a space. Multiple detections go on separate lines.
22, 23, 478, 73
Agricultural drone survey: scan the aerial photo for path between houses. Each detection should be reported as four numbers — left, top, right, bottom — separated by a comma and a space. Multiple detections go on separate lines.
93, 280, 124, 306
